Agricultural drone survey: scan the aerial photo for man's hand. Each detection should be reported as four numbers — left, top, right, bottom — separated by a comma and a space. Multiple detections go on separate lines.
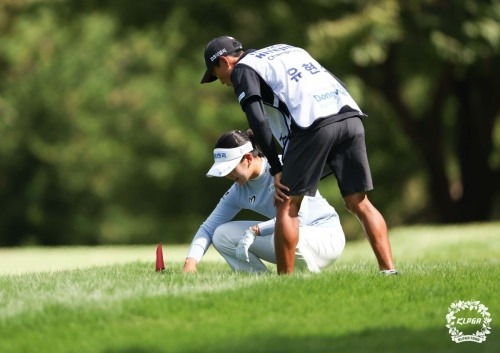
182, 257, 198, 273
273, 172, 290, 205
236, 228, 257, 262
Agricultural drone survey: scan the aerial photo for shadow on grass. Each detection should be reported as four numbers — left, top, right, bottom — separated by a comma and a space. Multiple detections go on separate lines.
101, 327, 498, 353
184, 327, 497, 353
103, 347, 164, 353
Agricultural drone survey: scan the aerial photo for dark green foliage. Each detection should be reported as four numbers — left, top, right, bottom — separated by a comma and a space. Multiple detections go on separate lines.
0, 0, 498, 245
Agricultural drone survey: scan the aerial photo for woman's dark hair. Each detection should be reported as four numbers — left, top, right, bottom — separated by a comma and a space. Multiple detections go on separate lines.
214, 130, 263, 157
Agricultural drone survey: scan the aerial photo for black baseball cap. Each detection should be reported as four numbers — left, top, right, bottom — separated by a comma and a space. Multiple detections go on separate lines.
200, 36, 243, 84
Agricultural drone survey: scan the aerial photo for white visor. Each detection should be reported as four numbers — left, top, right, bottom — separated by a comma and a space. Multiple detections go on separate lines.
206, 141, 254, 177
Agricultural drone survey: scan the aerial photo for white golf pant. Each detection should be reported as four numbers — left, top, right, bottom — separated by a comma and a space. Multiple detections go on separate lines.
212, 220, 345, 273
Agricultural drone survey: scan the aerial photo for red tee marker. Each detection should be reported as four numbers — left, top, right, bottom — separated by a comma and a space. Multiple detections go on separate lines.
156, 242, 165, 272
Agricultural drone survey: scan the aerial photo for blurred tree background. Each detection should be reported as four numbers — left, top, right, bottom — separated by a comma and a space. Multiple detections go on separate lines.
0, 0, 498, 246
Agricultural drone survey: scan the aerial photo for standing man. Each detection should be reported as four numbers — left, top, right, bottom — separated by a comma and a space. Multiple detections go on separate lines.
200, 36, 397, 275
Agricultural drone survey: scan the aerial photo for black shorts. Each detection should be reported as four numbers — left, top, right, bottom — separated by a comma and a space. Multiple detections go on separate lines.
281, 117, 373, 197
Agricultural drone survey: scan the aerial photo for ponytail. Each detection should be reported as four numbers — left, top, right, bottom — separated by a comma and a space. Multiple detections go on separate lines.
214, 130, 263, 157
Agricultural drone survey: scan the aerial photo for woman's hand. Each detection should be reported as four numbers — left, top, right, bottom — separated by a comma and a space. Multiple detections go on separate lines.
273, 172, 290, 205
250, 224, 260, 236
182, 257, 198, 273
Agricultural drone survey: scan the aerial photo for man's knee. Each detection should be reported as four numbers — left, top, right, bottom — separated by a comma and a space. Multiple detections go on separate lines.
343, 192, 369, 215
277, 195, 303, 218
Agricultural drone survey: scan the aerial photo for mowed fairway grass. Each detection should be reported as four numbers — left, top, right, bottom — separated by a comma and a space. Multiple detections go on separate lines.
0, 223, 499, 353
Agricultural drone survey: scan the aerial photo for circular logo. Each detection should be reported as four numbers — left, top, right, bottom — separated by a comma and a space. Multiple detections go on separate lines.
446, 300, 492, 343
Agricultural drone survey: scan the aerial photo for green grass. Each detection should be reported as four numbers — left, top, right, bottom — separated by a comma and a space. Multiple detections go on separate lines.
0, 222, 499, 353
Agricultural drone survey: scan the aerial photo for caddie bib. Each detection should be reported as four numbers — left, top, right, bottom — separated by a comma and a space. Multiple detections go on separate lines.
238, 44, 363, 128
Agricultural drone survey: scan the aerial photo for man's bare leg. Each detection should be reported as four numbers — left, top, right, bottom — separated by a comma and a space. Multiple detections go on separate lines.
344, 192, 395, 270
274, 196, 303, 274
